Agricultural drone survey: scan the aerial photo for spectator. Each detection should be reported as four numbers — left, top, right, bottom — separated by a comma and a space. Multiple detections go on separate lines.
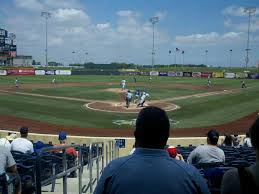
0, 133, 17, 151
221, 134, 233, 147
221, 117, 259, 194
11, 127, 34, 154
167, 146, 185, 161
0, 146, 21, 194
94, 106, 209, 194
243, 132, 252, 147
187, 129, 225, 165
232, 134, 240, 147
54, 132, 77, 156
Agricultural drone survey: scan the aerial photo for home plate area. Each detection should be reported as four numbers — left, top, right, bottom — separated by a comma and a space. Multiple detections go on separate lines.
85, 101, 179, 113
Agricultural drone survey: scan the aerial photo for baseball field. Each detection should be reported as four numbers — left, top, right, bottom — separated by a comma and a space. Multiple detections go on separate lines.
0, 75, 258, 137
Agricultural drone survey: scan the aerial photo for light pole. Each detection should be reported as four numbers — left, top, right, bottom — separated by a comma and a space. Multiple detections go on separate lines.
41, 11, 51, 67
150, 16, 159, 69
229, 49, 233, 68
72, 51, 75, 64
85, 52, 88, 64
205, 50, 208, 65
244, 7, 256, 69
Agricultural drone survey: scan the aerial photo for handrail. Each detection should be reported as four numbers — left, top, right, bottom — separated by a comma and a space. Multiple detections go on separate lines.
35, 144, 82, 194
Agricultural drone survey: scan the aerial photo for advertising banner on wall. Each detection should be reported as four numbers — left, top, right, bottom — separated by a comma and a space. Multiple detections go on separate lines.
45, 70, 56, 75
159, 72, 168, 76
0, 70, 7, 76
149, 71, 159, 76
183, 72, 192, 77
224, 72, 236, 78
35, 70, 46, 75
201, 72, 212, 78
192, 72, 201, 78
212, 72, 224, 78
167, 71, 177, 77
235, 72, 248, 79
176, 72, 183, 77
248, 73, 259, 79
7, 68, 35, 75
55, 70, 72, 75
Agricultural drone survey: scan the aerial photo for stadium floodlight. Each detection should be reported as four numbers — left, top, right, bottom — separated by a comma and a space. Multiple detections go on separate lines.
205, 50, 208, 65
150, 16, 159, 69
85, 52, 88, 64
41, 11, 51, 67
244, 7, 256, 69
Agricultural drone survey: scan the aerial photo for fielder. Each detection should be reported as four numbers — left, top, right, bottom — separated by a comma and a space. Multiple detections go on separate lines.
125, 90, 133, 108
52, 78, 56, 84
137, 92, 150, 107
207, 75, 211, 87
241, 80, 247, 88
121, 79, 126, 90
15, 77, 19, 88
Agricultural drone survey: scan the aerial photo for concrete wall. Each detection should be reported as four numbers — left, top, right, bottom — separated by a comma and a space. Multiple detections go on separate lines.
0, 129, 246, 157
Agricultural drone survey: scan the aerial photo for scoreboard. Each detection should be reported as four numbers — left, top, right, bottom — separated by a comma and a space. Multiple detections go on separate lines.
0, 28, 16, 57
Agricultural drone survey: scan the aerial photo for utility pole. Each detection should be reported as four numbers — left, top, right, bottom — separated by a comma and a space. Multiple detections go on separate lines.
244, 7, 256, 69
229, 49, 233, 68
205, 50, 208, 66
41, 11, 51, 67
150, 16, 159, 70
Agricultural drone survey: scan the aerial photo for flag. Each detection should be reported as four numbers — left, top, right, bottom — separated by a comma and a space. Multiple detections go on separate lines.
169, 50, 172, 54
229, 49, 232, 52
176, 48, 180, 52
182, 50, 185, 54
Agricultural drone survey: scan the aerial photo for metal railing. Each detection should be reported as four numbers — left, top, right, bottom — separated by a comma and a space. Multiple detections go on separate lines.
35, 144, 83, 194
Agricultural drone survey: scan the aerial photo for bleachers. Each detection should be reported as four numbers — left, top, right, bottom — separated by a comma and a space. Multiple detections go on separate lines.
176, 145, 256, 194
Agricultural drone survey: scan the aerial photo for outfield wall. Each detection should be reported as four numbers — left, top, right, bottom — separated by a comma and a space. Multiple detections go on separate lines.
0, 130, 245, 157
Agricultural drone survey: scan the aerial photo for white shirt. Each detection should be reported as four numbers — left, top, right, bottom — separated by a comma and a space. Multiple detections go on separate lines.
126, 92, 133, 99
121, 80, 126, 85
141, 93, 149, 101
243, 137, 252, 147
0, 138, 11, 151
11, 137, 34, 154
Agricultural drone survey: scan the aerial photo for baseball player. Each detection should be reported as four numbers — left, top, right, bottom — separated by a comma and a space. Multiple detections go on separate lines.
207, 75, 211, 87
121, 79, 126, 90
125, 90, 133, 108
133, 76, 137, 83
241, 80, 247, 88
15, 77, 19, 88
134, 89, 141, 103
52, 78, 56, 84
137, 91, 150, 107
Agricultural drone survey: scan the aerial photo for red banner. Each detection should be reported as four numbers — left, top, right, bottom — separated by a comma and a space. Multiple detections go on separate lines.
7, 68, 35, 75
201, 72, 212, 78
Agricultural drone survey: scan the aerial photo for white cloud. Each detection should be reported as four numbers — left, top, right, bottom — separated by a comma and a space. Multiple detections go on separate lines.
154, 11, 167, 20
96, 23, 111, 30
223, 6, 259, 17
43, 0, 82, 9
175, 32, 244, 45
49, 36, 63, 46
15, 0, 44, 11
52, 8, 89, 22
224, 17, 259, 32
117, 10, 137, 17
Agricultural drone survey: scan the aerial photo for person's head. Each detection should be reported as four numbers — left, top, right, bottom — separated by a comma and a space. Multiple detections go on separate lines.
134, 106, 170, 149
246, 132, 250, 138
207, 129, 219, 145
249, 118, 259, 151
6, 133, 17, 142
58, 131, 67, 143
20, 127, 29, 138
223, 134, 233, 146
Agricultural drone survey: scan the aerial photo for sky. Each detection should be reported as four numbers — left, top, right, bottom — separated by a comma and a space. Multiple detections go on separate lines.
1, 0, 259, 67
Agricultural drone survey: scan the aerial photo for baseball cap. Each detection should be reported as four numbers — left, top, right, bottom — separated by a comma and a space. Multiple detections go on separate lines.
20, 127, 29, 134
207, 129, 219, 145
6, 133, 17, 141
167, 146, 178, 158
58, 132, 67, 140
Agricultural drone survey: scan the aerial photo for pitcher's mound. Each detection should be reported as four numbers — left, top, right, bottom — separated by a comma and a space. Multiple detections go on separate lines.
84, 101, 179, 113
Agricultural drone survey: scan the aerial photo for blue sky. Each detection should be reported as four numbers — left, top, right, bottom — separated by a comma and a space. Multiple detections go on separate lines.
1, 0, 259, 67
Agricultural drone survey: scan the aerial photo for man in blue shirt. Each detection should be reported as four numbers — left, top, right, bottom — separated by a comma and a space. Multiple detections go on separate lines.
94, 106, 210, 194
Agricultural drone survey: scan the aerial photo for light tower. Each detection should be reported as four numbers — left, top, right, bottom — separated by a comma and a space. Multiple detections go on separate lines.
205, 50, 208, 65
85, 52, 88, 64
41, 11, 51, 66
244, 7, 256, 69
229, 49, 233, 68
150, 16, 159, 69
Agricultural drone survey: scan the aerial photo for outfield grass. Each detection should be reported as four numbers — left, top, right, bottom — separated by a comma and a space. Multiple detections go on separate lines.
0, 75, 258, 129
